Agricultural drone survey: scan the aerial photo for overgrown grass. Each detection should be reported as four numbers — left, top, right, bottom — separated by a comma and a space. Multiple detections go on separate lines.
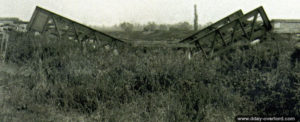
2, 32, 299, 121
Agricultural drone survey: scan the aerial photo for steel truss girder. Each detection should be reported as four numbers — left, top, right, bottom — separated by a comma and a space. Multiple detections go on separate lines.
192, 6, 272, 59
27, 6, 125, 48
179, 10, 244, 43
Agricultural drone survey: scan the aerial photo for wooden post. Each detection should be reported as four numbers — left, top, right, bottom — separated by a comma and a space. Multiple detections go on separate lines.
1, 33, 9, 63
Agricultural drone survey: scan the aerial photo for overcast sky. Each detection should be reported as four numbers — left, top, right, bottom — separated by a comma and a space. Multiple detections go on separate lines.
0, 0, 299, 26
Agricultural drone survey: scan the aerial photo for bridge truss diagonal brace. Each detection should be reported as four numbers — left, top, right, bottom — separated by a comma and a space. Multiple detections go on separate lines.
180, 9, 244, 43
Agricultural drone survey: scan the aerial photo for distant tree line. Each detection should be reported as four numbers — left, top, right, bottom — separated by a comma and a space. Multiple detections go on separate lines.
92, 21, 213, 32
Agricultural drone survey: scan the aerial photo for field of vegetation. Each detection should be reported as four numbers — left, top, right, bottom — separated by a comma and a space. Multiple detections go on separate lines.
0, 31, 299, 121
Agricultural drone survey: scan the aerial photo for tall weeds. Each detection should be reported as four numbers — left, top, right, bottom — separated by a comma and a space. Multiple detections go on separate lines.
3, 32, 299, 121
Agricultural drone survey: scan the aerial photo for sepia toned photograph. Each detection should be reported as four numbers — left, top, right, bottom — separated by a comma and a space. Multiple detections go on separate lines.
0, 0, 299, 121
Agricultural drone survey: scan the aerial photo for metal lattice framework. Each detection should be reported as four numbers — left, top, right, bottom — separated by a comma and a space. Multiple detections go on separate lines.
27, 6, 125, 49
26, 6, 272, 56
180, 10, 244, 43
190, 6, 272, 59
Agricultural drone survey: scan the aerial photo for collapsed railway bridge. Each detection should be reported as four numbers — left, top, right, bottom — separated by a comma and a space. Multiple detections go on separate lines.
1, 5, 299, 63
